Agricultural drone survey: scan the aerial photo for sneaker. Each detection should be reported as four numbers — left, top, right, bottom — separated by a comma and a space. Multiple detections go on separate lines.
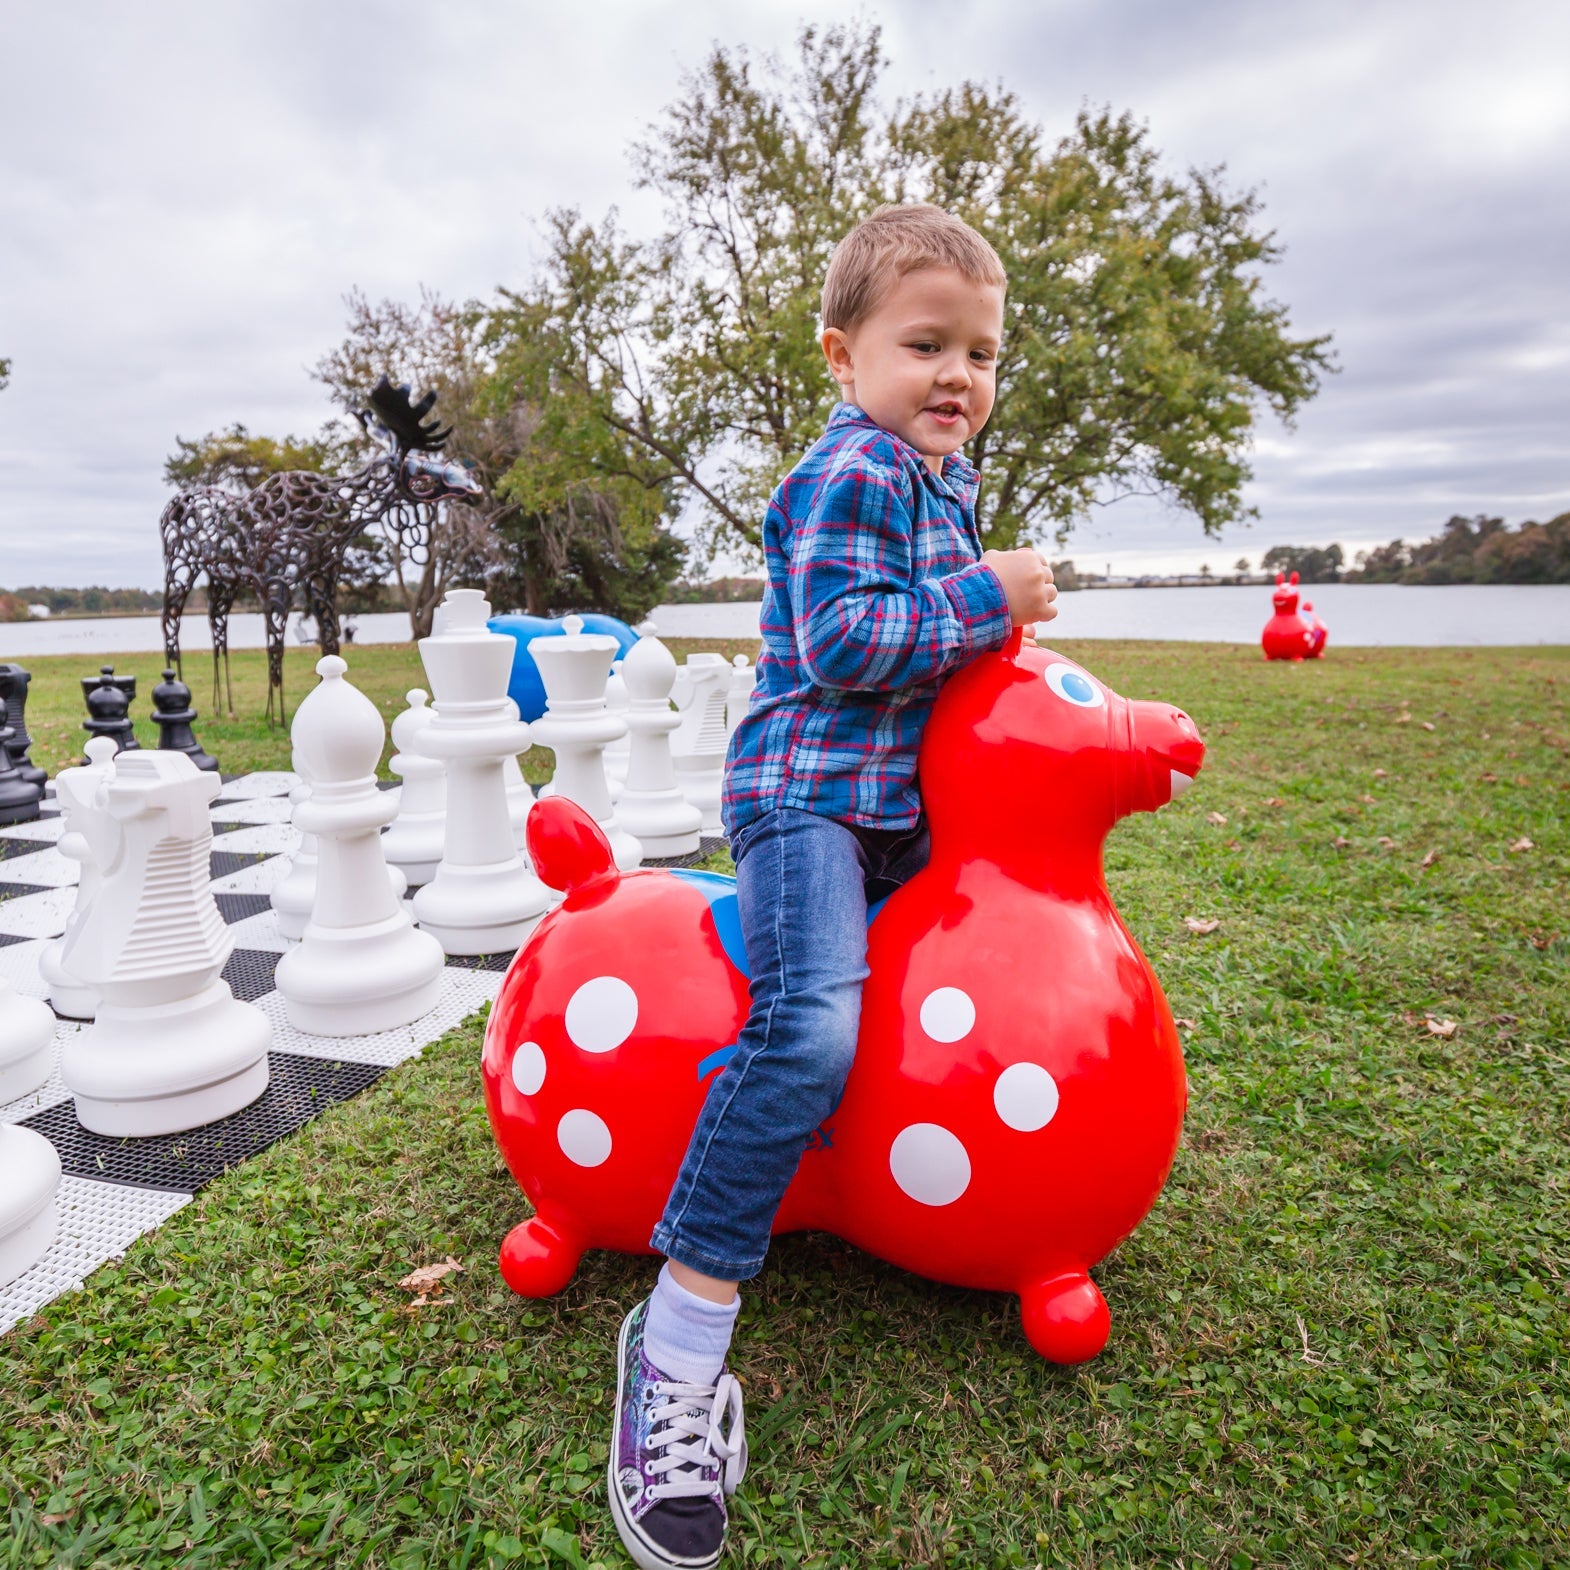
608, 1298, 747, 1570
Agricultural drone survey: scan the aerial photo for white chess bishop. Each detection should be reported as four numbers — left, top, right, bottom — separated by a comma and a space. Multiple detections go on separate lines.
380, 689, 447, 886
670, 651, 732, 835
0, 1122, 61, 1289
275, 658, 445, 1035
612, 622, 703, 858
528, 616, 642, 870
39, 735, 120, 1020
59, 750, 272, 1137
412, 589, 554, 954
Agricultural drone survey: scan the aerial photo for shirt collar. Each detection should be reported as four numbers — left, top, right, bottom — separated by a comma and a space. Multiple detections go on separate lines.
828, 403, 980, 506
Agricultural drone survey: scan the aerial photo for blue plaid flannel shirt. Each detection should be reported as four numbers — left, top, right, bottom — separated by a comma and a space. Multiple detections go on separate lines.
722, 403, 1013, 835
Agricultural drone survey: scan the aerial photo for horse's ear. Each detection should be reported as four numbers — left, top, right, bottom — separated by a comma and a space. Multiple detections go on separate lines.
1290, 571, 1299, 586
1275, 572, 1284, 585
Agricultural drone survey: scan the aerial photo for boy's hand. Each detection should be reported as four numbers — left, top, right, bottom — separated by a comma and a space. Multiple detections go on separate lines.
982, 548, 1059, 626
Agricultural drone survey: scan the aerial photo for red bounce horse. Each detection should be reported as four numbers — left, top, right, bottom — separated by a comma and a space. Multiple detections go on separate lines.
1261, 571, 1314, 661
482, 631, 1204, 1363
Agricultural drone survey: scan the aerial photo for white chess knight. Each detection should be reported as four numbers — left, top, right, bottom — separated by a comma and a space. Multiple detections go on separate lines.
0, 1123, 61, 1289
528, 616, 642, 871
412, 588, 554, 954
669, 652, 732, 835
39, 735, 120, 1020
275, 658, 445, 1035
59, 750, 272, 1137
381, 689, 446, 886
613, 622, 703, 857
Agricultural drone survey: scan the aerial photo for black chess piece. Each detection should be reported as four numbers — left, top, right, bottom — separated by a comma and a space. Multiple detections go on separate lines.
79, 666, 140, 751
82, 671, 138, 758
150, 667, 219, 772
0, 694, 45, 825
0, 663, 48, 789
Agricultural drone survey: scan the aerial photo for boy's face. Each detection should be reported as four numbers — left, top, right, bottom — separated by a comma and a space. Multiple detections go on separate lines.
821, 266, 1005, 474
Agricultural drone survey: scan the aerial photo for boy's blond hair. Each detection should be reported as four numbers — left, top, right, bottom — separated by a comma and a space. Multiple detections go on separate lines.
822, 204, 1006, 332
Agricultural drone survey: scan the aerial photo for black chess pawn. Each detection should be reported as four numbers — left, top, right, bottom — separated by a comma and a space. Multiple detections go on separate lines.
82, 671, 138, 758
150, 668, 219, 773
79, 666, 140, 750
0, 663, 48, 789
0, 694, 45, 825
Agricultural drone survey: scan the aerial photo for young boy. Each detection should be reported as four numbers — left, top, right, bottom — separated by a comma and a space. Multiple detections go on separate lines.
608, 204, 1059, 1570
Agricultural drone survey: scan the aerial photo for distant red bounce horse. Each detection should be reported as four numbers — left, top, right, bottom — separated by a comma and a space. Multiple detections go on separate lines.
482, 631, 1205, 1363
1261, 571, 1316, 660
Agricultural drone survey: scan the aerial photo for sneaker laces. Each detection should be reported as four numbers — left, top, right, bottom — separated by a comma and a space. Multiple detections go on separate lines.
643, 1372, 747, 1501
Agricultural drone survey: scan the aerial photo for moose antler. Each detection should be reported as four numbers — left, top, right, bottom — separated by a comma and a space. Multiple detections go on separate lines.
364, 375, 452, 452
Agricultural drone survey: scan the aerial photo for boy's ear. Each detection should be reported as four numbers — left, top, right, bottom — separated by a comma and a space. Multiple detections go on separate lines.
820, 326, 856, 389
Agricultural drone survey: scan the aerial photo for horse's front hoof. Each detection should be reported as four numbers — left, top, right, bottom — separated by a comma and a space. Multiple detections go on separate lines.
1020, 1270, 1110, 1364
498, 1215, 584, 1297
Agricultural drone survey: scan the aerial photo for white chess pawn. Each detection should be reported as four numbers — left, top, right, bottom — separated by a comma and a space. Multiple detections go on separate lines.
528, 616, 642, 871
60, 751, 272, 1137
0, 1124, 61, 1289
727, 652, 756, 736
39, 735, 119, 1020
381, 689, 447, 886
603, 660, 631, 792
669, 652, 732, 835
412, 589, 554, 954
275, 658, 445, 1035
0, 974, 55, 1103
614, 623, 703, 858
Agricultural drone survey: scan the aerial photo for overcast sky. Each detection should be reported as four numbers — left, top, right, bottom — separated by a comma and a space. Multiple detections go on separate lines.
2, 0, 1566, 588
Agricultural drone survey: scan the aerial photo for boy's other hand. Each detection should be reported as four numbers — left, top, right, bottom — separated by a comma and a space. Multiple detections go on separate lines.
982, 548, 1059, 626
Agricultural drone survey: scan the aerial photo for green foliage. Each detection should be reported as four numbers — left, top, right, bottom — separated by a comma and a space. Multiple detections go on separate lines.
1, 642, 1566, 1568
513, 23, 1333, 561
1354, 513, 1570, 585
0, 584, 163, 619
162, 424, 356, 493
0, 354, 10, 390
1262, 542, 1345, 582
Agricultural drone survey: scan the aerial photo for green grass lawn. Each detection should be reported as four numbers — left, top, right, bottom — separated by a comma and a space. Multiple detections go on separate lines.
2, 640, 1566, 1569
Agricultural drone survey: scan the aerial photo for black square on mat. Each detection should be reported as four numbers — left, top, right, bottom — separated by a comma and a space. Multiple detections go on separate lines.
443, 951, 517, 973
0, 931, 31, 948
210, 849, 273, 880
223, 947, 281, 1001
0, 882, 51, 903
214, 893, 276, 925
0, 836, 55, 862
21, 1051, 388, 1192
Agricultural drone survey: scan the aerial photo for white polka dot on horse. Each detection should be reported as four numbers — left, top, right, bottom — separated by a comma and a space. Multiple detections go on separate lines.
564, 976, 639, 1053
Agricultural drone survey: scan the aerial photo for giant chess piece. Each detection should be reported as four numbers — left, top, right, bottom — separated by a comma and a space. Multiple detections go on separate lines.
603, 660, 631, 791
269, 751, 319, 942
59, 750, 272, 1136
381, 689, 447, 887
0, 972, 55, 1104
412, 589, 554, 954
669, 652, 732, 835
529, 617, 642, 870
40, 737, 120, 1020
502, 699, 536, 848
0, 664, 48, 790
0, 1124, 61, 1289
614, 622, 703, 858
81, 669, 139, 758
275, 658, 445, 1035
150, 668, 219, 772
0, 694, 45, 826
727, 652, 756, 736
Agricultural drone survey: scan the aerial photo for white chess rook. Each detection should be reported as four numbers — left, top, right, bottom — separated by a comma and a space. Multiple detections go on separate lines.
670, 652, 732, 835
613, 622, 703, 858
412, 589, 554, 954
39, 736, 119, 1020
59, 750, 272, 1137
381, 689, 447, 886
0, 1124, 61, 1289
528, 616, 643, 871
275, 658, 445, 1035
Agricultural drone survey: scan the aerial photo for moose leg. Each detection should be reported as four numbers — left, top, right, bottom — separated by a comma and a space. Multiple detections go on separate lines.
263, 582, 290, 728
1019, 1269, 1111, 1364
309, 575, 341, 659
162, 574, 191, 673
498, 1213, 586, 1297
208, 586, 236, 719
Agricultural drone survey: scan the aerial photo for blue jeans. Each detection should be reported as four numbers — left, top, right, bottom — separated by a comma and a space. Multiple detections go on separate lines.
651, 806, 930, 1281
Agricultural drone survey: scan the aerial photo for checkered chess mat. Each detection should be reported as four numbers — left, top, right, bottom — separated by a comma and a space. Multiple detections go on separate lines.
0, 770, 723, 1333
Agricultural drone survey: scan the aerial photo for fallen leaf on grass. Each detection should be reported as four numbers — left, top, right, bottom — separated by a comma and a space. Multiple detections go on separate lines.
399, 1256, 464, 1294
1206, 811, 1228, 826
1508, 837, 1535, 853
1373, 768, 1388, 778
1360, 793, 1377, 804
1528, 932, 1554, 951
1425, 1017, 1458, 1039
1332, 836, 1352, 850
39, 1511, 74, 1527
1224, 838, 1242, 850
1421, 721, 1436, 732
1263, 796, 1286, 808
1419, 850, 1438, 869
1395, 712, 1413, 724
1376, 836, 1396, 848
1174, 1017, 1199, 1031
1480, 773, 1498, 784
1183, 917, 1222, 935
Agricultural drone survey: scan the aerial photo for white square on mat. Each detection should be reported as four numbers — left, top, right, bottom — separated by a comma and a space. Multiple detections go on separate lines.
211, 823, 299, 857
214, 772, 300, 800
0, 815, 67, 843
210, 796, 296, 826
0, 936, 50, 999
0, 886, 77, 940
0, 844, 80, 888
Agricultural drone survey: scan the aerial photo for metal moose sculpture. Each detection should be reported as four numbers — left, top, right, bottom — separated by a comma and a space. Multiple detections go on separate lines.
160, 378, 482, 722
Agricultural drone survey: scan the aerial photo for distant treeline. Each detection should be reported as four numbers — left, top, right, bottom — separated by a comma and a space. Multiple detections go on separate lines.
1351, 513, 1569, 585
0, 584, 164, 622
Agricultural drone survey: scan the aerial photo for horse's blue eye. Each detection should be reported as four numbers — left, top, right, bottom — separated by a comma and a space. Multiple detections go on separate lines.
1045, 665, 1106, 709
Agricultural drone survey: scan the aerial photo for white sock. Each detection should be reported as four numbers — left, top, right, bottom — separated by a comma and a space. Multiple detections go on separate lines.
643, 1262, 740, 1385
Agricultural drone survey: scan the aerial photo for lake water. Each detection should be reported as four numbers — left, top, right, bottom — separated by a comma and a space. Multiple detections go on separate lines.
2, 585, 1565, 660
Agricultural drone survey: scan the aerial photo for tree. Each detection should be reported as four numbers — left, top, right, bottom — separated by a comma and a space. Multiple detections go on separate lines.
519, 24, 1333, 562
1261, 543, 1343, 582
1234, 557, 1251, 575
0, 356, 10, 391
1353, 513, 1569, 585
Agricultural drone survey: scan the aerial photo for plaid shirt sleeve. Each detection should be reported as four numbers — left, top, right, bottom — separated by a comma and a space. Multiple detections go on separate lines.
787, 449, 1011, 691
